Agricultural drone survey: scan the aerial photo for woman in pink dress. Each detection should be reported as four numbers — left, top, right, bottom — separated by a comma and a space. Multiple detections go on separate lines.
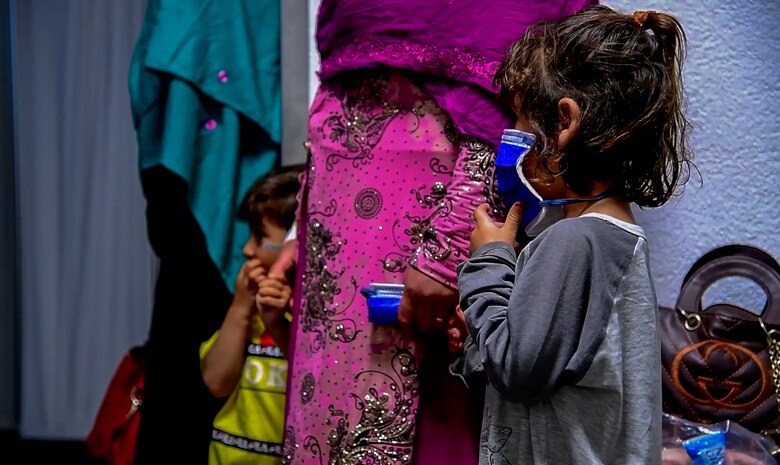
283, 2, 596, 464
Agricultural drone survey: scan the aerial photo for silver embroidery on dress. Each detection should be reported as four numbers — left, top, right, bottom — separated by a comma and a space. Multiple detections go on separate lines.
303, 349, 419, 465
382, 179, 455, 273
301, 217, 360, 351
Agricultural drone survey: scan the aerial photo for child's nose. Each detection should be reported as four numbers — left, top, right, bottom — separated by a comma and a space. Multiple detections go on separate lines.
242, 240, 255, 258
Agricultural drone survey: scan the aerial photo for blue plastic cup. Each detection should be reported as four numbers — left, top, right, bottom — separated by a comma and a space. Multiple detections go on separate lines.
361, 283, 405, 325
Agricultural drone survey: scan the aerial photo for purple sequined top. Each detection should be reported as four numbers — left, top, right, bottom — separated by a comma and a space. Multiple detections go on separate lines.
316, 0, 597, 143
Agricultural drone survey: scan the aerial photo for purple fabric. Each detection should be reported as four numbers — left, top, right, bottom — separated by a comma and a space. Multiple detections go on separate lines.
316, 0, 598, 144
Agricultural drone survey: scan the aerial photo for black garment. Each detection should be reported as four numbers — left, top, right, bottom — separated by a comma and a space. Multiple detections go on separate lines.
134, 166, 231, 465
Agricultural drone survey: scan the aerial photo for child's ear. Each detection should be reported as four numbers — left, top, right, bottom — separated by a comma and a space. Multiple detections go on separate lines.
557, 97, 581, 149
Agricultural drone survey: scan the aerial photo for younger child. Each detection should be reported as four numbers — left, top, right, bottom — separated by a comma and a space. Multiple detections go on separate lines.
451, 6, 694, 465
200, 164, 303, 464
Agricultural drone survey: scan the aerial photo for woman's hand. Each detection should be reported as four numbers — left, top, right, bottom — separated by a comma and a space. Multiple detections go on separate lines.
268, 239, 297, 281
398, 267, 458, 336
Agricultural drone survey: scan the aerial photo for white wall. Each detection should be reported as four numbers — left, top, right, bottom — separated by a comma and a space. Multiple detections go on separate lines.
607, 0, 780, 311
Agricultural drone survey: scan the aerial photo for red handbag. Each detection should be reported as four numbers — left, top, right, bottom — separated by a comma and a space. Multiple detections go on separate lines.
86, 345, 145, 465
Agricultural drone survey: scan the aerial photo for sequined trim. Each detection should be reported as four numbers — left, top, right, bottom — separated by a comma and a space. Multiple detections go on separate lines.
301, 217, 360, 351
321, 36, 500, 87
448, 128, 503, 217
461, 139, 493, 182
303, 349, 419, 465
462, 138, 503, 217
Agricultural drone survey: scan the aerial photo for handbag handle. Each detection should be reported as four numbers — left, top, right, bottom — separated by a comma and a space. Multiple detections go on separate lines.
676, 246, 780, 326
681, 244, 780, 288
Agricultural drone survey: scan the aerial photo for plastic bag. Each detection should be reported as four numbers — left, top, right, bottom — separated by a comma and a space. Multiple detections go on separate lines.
662, 413, 778, 465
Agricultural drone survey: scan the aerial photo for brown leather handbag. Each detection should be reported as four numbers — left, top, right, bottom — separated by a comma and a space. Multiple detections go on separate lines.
660, 244, 780, 436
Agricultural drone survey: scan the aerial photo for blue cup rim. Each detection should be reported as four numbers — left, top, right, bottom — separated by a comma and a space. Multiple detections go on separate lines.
503, 128, 534, 135
501, 135, 535, 144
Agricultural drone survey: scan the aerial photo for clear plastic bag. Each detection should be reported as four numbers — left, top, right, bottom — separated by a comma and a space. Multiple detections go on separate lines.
662, 413, 779, 465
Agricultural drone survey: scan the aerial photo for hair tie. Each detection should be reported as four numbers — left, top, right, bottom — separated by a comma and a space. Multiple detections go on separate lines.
633, 10, 652, 28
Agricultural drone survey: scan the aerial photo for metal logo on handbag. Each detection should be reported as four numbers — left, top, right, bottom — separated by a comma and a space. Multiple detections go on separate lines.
660, 244, 780, 436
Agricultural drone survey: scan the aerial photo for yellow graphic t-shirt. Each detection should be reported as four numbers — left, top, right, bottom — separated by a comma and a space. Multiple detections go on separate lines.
200, 318, 287, 465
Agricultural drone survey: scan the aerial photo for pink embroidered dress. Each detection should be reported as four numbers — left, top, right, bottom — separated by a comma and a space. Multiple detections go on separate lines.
283, 2, 596, 465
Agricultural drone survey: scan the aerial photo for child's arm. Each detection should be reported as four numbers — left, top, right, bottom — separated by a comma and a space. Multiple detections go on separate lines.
459, 221, 602, 401
257, 273, 292, 355
201, 259, 265, 398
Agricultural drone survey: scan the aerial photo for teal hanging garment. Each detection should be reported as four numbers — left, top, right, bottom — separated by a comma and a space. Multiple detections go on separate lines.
129, 0, 281, 290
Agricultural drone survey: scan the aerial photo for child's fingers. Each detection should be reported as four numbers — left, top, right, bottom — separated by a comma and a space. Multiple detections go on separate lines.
258, 278, 286, 292
236, 261, 251, 280
447, 307, 469, 349
258, 296, 288, 310
249, 267, 267, 281
259, 286, 284, 298
502, 202, 523, 237
267, 271, 289, 284
248, 264, 267, 280
448, 341, 463, 354
447, 327, 463, 354
472, 203, 493, 229
245, 258, 264, 270
258, 279, 291, 300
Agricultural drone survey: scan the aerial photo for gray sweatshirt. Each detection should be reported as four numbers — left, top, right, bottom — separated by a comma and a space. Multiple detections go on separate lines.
453, 213, 661, 465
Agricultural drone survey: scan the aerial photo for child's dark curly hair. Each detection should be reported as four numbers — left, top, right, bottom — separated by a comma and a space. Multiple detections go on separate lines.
238, 164, 304, 236
495, 5, 695, 207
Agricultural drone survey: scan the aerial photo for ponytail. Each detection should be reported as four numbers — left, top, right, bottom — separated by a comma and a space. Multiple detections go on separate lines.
633, 10, 692, 205
637, 10, 687, 92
